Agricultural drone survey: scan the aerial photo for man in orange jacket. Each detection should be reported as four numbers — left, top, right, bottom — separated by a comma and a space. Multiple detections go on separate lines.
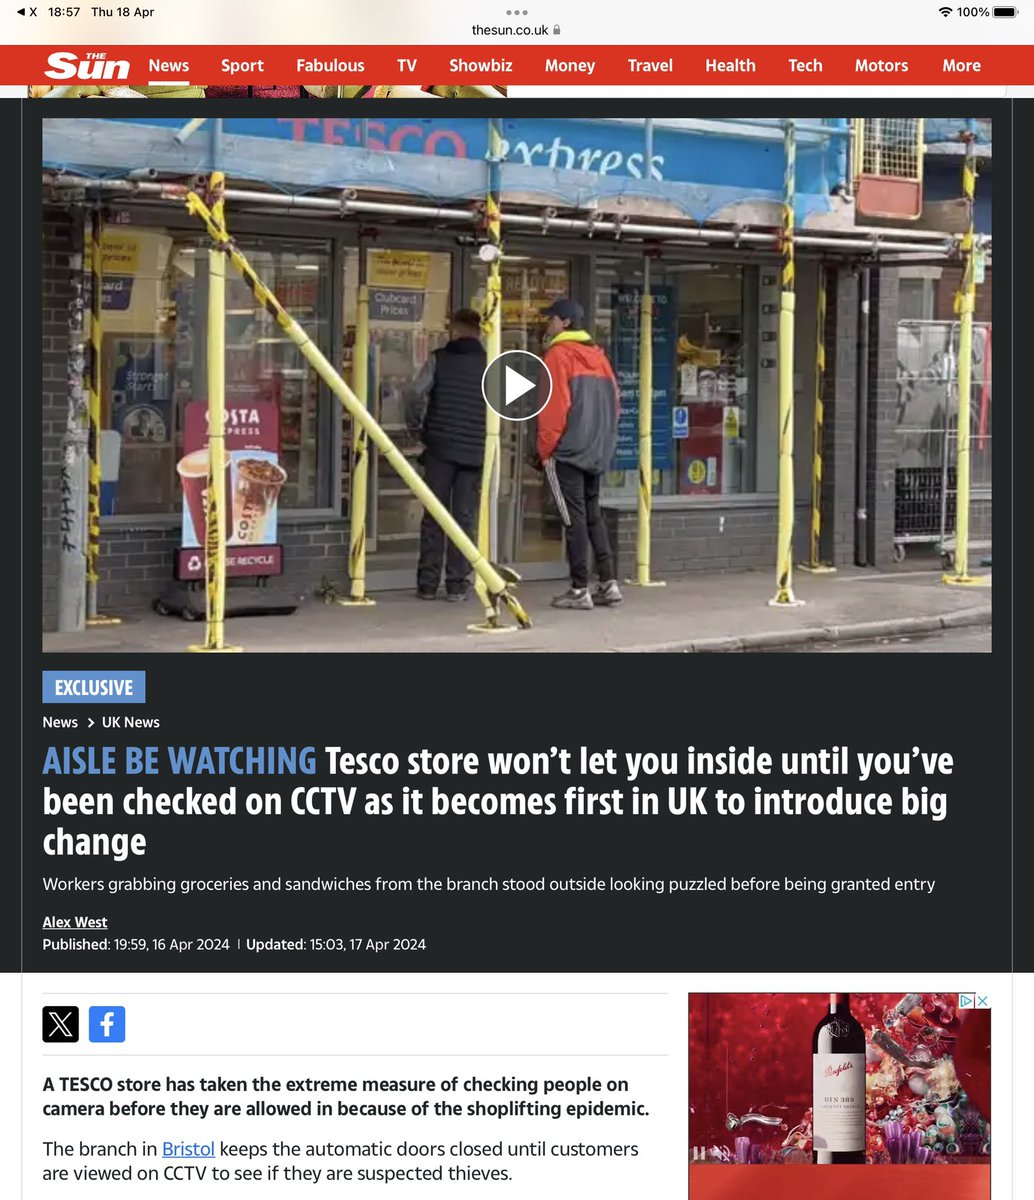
537, 299, 623, 610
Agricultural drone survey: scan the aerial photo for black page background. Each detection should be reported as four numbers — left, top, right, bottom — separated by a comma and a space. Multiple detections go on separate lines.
17, 98, 1016, 975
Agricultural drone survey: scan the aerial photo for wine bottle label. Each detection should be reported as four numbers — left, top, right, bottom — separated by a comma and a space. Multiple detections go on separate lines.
812, 1053, 866, 1152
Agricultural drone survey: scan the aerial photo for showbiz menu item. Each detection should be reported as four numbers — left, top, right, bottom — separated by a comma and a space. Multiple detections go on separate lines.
812, 992, 867, 1163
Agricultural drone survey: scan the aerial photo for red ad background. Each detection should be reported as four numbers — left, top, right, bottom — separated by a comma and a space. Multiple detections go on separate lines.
689, 993, 990, 1148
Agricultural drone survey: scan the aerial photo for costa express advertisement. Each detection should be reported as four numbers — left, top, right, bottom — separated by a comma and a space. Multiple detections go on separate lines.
176, 399, 285, 579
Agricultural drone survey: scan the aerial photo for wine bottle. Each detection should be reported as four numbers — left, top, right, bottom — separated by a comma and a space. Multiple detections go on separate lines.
812, 992, 866, 1164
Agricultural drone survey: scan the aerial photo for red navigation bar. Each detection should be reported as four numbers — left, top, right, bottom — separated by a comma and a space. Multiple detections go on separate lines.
8, 44, 1034, 87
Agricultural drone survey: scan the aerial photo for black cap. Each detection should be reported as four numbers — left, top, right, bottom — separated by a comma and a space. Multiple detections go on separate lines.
541, 297, 585, 326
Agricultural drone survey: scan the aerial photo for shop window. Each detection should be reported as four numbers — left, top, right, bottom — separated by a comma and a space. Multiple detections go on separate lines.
343, 249, 453, 563
224, 241, 329, 510
595, 259, 752, 498
899, 276, 936, 321
97, 225, 331, 518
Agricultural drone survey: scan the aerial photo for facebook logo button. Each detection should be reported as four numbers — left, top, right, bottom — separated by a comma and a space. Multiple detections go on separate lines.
88, 1006, 126, 1043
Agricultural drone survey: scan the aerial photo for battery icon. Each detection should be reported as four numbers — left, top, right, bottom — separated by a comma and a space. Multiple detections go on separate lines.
993, 5, 1017, 14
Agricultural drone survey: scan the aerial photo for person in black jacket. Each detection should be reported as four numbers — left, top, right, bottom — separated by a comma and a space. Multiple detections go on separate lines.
406, 310, 487, 600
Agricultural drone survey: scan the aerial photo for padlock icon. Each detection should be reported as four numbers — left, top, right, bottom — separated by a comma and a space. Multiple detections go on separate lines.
553, 24, 561, 35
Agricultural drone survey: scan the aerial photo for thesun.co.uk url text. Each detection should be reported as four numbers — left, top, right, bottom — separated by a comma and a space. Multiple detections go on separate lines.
472, 25, 551, 37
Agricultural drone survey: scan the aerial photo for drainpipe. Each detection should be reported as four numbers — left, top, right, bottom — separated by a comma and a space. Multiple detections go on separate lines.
57, 206, 89, 631
854, 267, 870, 566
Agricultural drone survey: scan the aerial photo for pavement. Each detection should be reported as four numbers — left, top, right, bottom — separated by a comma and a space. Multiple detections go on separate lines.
781, 626, 992, 653
42, 563, 992, 655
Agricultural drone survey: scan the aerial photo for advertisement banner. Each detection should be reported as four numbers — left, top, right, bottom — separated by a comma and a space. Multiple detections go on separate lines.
611, 285, 676, 471
99, 230, 142, 311
368, 250, 431, 289
178, 400, 285, 571
109, 339, 172, 444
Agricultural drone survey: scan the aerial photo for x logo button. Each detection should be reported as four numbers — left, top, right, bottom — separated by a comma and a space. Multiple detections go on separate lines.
42, 1006, 79, 1043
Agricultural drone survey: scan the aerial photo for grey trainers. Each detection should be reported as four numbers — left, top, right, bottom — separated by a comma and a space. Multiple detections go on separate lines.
551, 587, 593, 610
592, 580, 623, 607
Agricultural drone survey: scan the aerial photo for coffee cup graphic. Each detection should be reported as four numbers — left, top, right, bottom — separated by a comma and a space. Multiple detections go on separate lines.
232, 457, 287, 544
177, 448, 230, 546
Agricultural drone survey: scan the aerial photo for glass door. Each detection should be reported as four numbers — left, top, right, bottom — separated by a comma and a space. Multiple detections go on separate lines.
466, 255, 570, 568
351, 247, 453, 570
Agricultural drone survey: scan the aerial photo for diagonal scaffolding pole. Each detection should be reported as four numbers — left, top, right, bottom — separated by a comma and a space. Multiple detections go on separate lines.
185, 189, 531, 631
770, 120, 804, 607
472, 116, 507, 631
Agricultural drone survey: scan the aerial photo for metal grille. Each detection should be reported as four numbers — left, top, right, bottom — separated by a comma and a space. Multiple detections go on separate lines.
894, 319, 991, 559
858, 118, 923, 179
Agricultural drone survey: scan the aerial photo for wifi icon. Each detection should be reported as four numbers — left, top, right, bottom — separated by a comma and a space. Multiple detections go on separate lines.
939, 5, 953, 13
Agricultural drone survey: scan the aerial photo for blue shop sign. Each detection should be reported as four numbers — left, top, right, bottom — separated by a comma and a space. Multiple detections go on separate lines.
369, 288, 425, 322
103, 116, 836, 193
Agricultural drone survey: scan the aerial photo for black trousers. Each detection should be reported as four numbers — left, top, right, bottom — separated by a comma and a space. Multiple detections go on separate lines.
550, 461, 616, 590
417, 452, 482, 593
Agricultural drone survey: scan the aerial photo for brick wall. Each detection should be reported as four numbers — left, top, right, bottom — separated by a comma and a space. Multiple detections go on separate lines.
603, 501, 809, 578
91, 520, 350, 614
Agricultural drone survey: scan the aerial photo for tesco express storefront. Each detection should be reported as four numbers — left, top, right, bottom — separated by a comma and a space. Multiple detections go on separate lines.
42, 115, 876, 623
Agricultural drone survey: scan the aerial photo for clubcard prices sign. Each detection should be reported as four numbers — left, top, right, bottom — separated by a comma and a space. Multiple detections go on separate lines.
175, 399, 285, 580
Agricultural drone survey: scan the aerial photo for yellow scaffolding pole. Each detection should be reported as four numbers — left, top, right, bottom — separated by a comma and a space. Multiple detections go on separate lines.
943, 134, 989, 588
800, 264, 835, 573
472, 116, 507, 631
626, 256, 664, 588
339, 283, 376, 605
770, 120, 804, 607
188, 171, 240, 652
185, 189, 531, 631
85, 208, 121, 626
638, 274, 653, 582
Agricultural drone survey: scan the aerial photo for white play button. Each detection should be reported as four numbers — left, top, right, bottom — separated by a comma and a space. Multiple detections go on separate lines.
504, 364, 536, 406
481, 350, 553, 422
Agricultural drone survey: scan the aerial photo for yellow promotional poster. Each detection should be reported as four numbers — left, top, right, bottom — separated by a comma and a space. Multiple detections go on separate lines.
502, 299, 548, 328
94, 230, 149, 314
100, 231, 142, 276
367, 250, 431, 289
